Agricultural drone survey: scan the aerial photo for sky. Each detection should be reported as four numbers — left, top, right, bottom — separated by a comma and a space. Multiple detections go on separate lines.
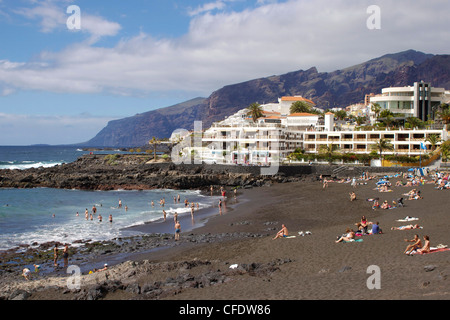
0, 0, 449, 145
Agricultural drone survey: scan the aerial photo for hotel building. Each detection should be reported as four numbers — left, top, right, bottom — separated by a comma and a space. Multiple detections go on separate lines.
369, 81, 448, 121
199, 94, 448, 165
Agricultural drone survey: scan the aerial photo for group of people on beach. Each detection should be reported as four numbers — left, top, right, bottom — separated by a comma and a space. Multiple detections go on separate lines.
172, 185, 232, 241
333, 169, 447, 253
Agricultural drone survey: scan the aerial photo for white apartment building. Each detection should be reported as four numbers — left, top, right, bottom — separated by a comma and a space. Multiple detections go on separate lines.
199, 95, 448, 165
370, 81, 447, 121
302, 128, 447, 156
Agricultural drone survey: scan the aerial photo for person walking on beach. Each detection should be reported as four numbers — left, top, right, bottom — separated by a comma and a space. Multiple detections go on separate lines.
174, 220, 181, 241
163, 210, 167, 221
173, 212, 178, 223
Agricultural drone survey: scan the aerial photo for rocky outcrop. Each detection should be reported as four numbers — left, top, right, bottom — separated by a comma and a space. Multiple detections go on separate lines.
0, 154, 309, 191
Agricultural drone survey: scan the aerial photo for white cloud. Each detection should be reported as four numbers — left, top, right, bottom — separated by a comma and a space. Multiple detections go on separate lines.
1, 0, 449, 99
187, 1, 227, 16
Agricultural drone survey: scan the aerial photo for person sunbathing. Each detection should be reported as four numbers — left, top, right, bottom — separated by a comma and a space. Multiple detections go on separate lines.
372, 200, 380, 210
408, 190, 423, 200
416, 235, 430, 254
391, 224, 421, 231
273, 224, 289, 240
336, 228, 355, 243
380, 200, 391, 209
404, 234, 422, 255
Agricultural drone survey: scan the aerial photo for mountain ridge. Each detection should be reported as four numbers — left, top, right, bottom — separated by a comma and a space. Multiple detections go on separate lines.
83, 50, 450, 147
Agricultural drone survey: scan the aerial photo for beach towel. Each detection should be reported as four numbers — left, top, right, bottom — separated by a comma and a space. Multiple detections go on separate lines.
397, 217, 419, 222
285, 236, 296, 238
343, 239, 363, 243
410, 247, 450, 255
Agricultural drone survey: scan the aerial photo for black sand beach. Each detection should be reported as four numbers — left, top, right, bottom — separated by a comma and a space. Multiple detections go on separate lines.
1, 169, 450, 303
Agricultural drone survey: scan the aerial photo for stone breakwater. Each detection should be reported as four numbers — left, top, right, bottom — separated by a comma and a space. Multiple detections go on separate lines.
0, 154, 312, 191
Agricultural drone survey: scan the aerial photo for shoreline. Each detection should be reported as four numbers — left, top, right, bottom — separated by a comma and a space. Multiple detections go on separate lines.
1, 167, 450, 300
0, 186, 247, 276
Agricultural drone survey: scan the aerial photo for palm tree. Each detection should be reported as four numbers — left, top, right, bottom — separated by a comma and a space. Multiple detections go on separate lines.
246, 103, 263, 123
318, 143, 340, 164
382, 115, 395, 129
437, 108, 450, 125
406, 116, 423, 129
355, 116, 367, 126
149, 136, 159, 161
371, 138, 394, 160
441, 140, 450, 162
371, 103, 381, 119
334, 110, 347, 120
425, 134, 441, 151
290, 101, 312, 114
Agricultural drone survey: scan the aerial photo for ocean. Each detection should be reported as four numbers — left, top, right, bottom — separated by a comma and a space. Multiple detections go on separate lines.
0, 146, 219, 251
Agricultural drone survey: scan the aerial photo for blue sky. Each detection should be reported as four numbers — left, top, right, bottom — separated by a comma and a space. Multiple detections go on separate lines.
0, 0, 449, 145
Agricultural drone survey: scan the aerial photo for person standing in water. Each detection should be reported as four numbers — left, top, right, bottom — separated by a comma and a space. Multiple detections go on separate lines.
63, 244, 69, 268
174, 220, 181, 241
53, 245, 59, 267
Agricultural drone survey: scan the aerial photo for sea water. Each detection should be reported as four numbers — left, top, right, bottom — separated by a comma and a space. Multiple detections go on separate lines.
0, 146, 219, 251
0, 145, 126, 170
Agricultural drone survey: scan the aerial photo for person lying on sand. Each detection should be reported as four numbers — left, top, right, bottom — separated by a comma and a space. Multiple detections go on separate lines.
404, 234, 422, 255
273, 224, 288, 240
408, 190, 423, 200
336, 228, 355, 243
391, 224, 421, 231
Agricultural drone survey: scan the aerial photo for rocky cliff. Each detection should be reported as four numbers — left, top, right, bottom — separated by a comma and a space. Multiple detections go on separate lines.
83, 50, 449, 147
